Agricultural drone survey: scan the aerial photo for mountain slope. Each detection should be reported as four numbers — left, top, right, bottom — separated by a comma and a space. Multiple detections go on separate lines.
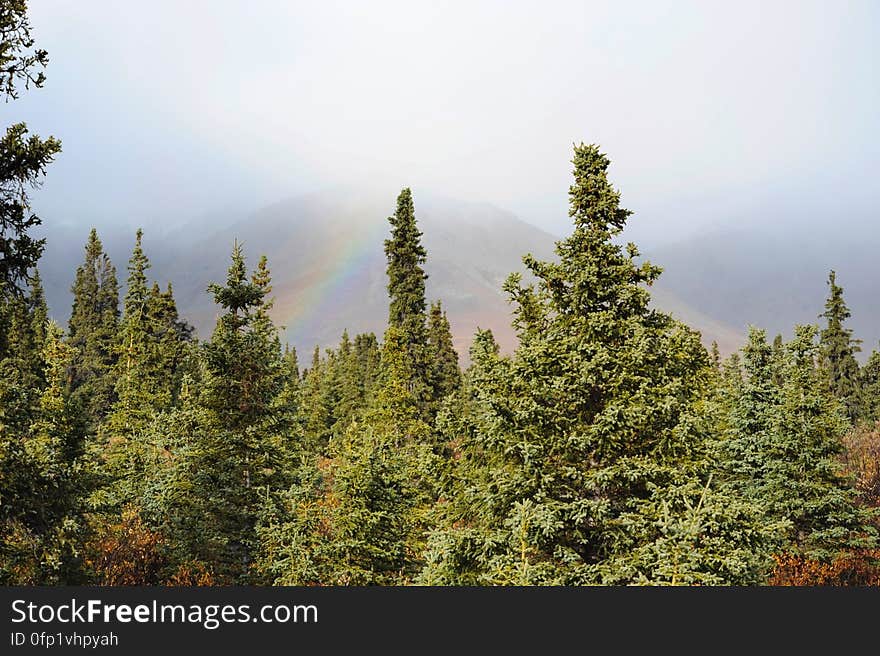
37, 191, 744, 360
648, 227, 880, 359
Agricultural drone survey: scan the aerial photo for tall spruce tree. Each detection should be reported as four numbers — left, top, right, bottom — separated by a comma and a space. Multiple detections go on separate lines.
96, 231, 163, 508
300, 346, 334, 452
331, 330, 363, 435
97, 232, 193, 512
112, 229, 159, 425
3, 269, 48, 398
422, 144, 777, 585
0, 269, 50, 461
384, 188, 429, 403
353, 332, 381, 399
818, 271, 862, 421
166, 244, 287, 582
145, 282, 194, 405
68, 229, 119, 423
275, 344, 301, 418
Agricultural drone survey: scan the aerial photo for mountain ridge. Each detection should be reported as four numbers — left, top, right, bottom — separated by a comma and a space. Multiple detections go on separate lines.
36, 191, 748, 361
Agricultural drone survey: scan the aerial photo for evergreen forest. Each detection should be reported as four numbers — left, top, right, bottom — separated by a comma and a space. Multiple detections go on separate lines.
2, 1, 880, 586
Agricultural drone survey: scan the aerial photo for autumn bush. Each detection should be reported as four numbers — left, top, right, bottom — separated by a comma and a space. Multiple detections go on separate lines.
770, 550, 880, 586
84, 506, 216, 585
841, 422, 880, 513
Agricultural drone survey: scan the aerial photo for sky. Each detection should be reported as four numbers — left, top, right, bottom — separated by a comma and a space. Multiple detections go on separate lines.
9, 0, 879, 246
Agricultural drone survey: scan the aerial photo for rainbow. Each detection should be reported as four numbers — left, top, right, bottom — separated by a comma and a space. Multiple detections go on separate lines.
278, 217, 388, 346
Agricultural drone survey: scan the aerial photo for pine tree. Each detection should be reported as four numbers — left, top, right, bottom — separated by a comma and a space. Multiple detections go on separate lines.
384, 188, 430, 403
331, 330, 363, 435
861, 349, 880, 423
146, 281, 195, 405
0, 269, 49, 436
97, 231, 164, 509
0, 1, 61, 297
95, 233, 194, 514
260, 326, 431, 585
300, 346, 334, 452
422, 144, 777, 585
353, 332, 381, 401
250, 255, 279, 353
819, 271, 862, 421
709, 341, 721, 372
283, 344, 300, 382
716, 326, 876, 561
68, 229, 119, 423
0, 324, 88, 584
167, 244, 287, 582
275, 344, 301, 417
28, 269, 47, 350
111, 229, 161, 428
427, 301, 461, 407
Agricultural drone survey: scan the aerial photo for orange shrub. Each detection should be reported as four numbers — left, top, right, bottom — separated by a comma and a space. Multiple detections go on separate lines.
85, 507, 168, 585
770, 550, 880, 586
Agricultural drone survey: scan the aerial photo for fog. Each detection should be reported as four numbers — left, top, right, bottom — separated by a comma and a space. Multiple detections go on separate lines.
10, 0, 879, 247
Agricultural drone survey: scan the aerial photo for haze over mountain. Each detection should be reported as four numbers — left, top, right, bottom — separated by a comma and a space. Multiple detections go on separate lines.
36, 188, 879, 364
36, 190, 747, 360
649, 225, 880, 361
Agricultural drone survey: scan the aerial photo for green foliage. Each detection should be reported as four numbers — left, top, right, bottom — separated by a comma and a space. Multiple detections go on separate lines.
423, 144, 776, 585
0, 1, 59, 296
259, 326, 432, 585
716, 326, 876, 561
96, 231, 194, 510
819, 271, 862, 421
300, 346, 334, 452
263, 425, 422, 586
158, 244, 289, 583
6, 128, 874, 587
68, 229, 119, 423
0, 0, 49, 100
861, 349, 880, 423
0, 323, 88, 584
384, 188, 430, 405
427, 301, 461, 408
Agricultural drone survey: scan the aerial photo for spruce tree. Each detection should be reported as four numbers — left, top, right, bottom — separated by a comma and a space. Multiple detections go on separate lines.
260, 326, 431, 585
861, 349, 880, 423
68, 229, 119, 423
0, 269, 50, 440
300, 346, 334, 452
353, 332, 381, 398
0, 324, 88, 583
146, 281, 195, 404
717, 326, 875, 561
818, 271, 862, 421
331, 330, 363, 435
283, 344, 300, 382
427, 300, 461, 406
384, 188, 430, 403
0, 1, 61, 297
275, 344, 301, 418
167, 244, 287, 582
709, 341, 721, 372
97, 231, 164, 508
422, 144, 776, 585
111, 229, 160, 426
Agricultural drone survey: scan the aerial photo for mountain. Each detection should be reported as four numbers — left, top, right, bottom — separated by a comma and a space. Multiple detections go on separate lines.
37, 190, 742, 361
648, 226, 880, 360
